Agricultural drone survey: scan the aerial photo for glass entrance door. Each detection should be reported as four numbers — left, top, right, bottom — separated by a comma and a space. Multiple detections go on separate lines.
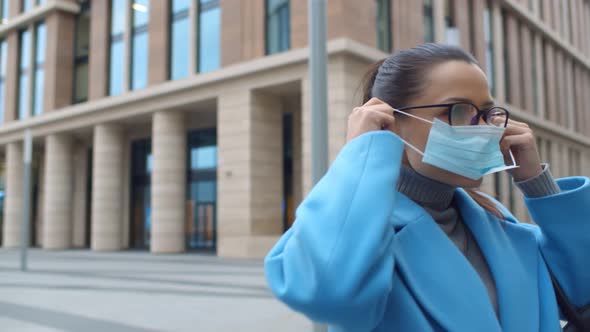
130, 139, 152, 249
186, 129, 217, 251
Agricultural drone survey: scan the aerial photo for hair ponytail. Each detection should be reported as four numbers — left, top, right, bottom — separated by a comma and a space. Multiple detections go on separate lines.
360, 59, 385, 104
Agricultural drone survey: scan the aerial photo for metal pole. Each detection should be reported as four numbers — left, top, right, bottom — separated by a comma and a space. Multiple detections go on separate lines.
20, 130, 32, 272
309, 0, 328, 331
309, 0, 328, 184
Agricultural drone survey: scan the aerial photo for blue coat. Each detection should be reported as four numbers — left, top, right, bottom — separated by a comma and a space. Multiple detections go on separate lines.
264, 131, 590, 332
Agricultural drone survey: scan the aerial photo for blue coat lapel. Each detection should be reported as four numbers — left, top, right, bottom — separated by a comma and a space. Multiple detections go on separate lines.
391, 190, 541, 332
391, 192, 501, 332
455, 189, 539, 332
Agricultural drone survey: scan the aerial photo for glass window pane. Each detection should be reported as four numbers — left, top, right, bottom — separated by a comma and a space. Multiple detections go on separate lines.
0, 81, 4, 123
484, 2, 495, 96
75, 13, 90, 57
109, 40, 124, 96
172, 0, 190, 13
131, 31, 148, 90
424, 0, 434, 42
1, 39, 6, 76
1, 0, 9, 22
191, 146, 217, 170
266, 0, 290, 54
21, 0, 32, 12
33, 68, 43, 116
198, 6, 220, 72
171, 17, 189, 80
132, 0, 149, 28
111, 0, 126, 35
74, 63, 88, 102
196, 181, 215, 202
376, 0, 391, 52
35, 23, 45, 64
20, 30, 30, 70
18, 30, 30, 119
0, 40, 5, 123
147, 154, 152, 173
18, 74, 28, 119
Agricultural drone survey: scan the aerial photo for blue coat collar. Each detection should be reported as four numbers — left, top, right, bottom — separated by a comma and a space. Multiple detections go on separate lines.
391, 189, 539, 332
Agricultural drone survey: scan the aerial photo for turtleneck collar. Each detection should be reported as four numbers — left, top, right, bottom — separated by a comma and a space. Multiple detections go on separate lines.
396, 164, 457, 211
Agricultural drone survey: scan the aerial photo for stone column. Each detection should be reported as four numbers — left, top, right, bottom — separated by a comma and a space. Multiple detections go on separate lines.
151, 111, 186, 253
42, 134, 73, 249
72, 144, 88, 247
91, 124, 125, 250
2, 142, 23, 247
217, 90, 283, 258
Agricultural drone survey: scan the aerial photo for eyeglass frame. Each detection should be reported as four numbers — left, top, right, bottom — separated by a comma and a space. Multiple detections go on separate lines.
396, 102, 511, 128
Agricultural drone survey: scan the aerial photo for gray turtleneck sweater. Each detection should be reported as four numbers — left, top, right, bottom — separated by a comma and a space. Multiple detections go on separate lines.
395, 164, 560, 316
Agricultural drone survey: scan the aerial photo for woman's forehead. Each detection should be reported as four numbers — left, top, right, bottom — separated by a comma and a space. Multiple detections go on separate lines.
422, 61, 491, 105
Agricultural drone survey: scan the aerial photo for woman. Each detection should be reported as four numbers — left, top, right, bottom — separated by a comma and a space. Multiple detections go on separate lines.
264, 43, 590, 331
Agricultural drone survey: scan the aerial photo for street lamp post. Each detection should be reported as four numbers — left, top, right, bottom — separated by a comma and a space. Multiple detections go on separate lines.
309, 0, 328, 331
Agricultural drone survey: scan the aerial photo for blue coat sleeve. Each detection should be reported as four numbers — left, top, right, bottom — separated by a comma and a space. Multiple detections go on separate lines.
523, 176, 590, 309
264, 131, 404, 331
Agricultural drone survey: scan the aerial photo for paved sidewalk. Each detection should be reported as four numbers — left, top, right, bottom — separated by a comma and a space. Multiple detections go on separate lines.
0, 249, 309, 332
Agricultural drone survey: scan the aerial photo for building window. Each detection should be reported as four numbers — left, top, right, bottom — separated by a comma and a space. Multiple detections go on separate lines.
424, 0, 435, 42
109, 0, 126, 96
502, 9, 510, 103
265, 0, 290, 55
531, 34, 539, 115
32, 21, 45, 116
131, 0, 149, 90
187, 128, 217, 250
484, 0, 495, 97
198, 0, 220, 72
444, 0, 459, 45
1, 0, 9, 24
130, 139, 152, 249
21, 0, 32, 12
170, 0, 190, 80
17, 29, 30, 120
376, 0, 391, 52
73, 1, 90, 103
0, 40, 6, 123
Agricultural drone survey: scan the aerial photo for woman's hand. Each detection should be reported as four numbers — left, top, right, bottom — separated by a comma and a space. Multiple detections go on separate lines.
346, 98, 398, 143
498, 118, 543, 182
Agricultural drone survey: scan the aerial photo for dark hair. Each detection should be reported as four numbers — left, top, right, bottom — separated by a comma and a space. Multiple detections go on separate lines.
361, 43, 503, 219
363, 43, 479, 106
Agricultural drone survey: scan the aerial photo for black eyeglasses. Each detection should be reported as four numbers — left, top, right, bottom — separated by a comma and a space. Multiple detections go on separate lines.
397, 102, 510, 128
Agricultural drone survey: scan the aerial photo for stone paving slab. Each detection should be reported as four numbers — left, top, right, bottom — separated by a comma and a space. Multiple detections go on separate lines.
0, 249, 310, 332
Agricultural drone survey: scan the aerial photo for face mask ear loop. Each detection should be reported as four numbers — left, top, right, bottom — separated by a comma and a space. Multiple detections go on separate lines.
508, 149, 517, 166
393, 109, 435, 125
392, 109, 431, 157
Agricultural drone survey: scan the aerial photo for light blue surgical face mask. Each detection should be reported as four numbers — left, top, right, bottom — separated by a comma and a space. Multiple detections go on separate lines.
393, 109, 519, 180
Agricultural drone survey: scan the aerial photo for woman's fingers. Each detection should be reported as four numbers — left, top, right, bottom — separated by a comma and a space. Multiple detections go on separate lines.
363, 97, 387, 107
363, 108, 396, 129
502, 119, 532, 136
499, 132, 536, 153
346, 98, 398, 141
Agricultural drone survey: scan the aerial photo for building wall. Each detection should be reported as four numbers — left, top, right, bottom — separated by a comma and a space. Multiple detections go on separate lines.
0, 0, 587, 256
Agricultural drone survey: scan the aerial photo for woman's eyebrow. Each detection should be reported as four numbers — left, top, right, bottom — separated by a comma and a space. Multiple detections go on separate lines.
441, 97, 495, 108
